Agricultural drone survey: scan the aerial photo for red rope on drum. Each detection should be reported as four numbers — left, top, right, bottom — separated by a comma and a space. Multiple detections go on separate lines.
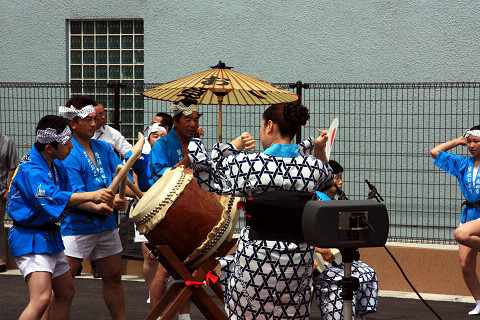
185, 271, 219, 288
205, 271, 219, 285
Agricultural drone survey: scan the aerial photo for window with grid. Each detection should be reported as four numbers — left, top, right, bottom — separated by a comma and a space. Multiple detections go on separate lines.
68, 20, 144, 142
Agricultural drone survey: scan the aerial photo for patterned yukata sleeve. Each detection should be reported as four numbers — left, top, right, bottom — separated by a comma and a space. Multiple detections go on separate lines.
188, 138, 240, 194
298, 137, 315, 156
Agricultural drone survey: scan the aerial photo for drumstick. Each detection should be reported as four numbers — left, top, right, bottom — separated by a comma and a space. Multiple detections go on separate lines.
107, 132, 144, 196
114, 164, 144, 199
125, 177, 144, 199
115, 165, 127, 199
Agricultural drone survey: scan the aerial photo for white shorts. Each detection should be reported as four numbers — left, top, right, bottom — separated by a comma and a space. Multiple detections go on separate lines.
62, 229, 123, 261
134, 225, 147, 243
15, 251, 70, 279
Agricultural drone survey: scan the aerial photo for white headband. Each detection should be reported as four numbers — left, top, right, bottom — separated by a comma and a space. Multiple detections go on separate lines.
37, 126, 72, 144
59, 105, 96, 119
148, 123, 167, 137
464, 130, 480, 138
170, 101, 198, 116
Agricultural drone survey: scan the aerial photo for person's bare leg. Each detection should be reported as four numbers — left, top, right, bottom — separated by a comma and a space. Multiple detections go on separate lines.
149, 262, 190, 317
19, 272, 53, 320
149, 262, 168, 309
141, 243, 158, 294
454, 220, 480, 250
95, 253, 125, 320
65, 256, 83, 278
48, 271, 75, 320
458, 243, 480, 315
178, 301, 190, 318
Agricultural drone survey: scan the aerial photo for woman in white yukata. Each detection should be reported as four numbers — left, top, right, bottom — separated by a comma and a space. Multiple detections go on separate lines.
431, 125, 480, 316
188, 101, 333, 319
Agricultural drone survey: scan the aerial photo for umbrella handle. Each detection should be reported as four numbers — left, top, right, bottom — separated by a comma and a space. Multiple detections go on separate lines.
218, 101, 222, 142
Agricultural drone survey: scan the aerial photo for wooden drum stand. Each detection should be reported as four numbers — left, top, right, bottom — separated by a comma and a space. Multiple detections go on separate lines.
144, 239, 237, 320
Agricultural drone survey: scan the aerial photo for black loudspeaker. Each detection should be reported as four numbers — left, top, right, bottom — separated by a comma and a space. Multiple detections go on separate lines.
302, 199, 389, 248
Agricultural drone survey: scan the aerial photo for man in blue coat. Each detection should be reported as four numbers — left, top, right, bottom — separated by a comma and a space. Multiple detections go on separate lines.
8, 115, 113, 319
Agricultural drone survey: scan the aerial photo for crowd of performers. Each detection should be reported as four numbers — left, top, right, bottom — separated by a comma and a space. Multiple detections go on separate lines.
4, 96, 377, 319
12, 93, 480, 319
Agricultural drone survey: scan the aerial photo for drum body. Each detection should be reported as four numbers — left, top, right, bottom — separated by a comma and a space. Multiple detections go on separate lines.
132, 167, 239, 267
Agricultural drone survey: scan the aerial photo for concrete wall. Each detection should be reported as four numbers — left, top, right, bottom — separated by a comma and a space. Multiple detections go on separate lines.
1, 1, 480, 83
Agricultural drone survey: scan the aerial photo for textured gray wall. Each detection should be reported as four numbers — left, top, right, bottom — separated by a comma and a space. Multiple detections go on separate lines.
1, 0, 480, 83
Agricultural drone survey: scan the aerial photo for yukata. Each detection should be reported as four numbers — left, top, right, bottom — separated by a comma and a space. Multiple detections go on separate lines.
312, 192, 378, 320
150, 127, 190, 182
60, 137, 122, 235
433, 151, 480, 223
188, 137, 333, 320
7, 146, 73, 258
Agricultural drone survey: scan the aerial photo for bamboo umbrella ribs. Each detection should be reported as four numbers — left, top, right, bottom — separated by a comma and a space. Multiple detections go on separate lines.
141, 61, 299, 141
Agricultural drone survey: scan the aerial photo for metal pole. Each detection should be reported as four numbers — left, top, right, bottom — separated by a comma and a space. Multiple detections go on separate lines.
289, 81, 310, 144
107, 81, 127, 130
342, 261, 353, 320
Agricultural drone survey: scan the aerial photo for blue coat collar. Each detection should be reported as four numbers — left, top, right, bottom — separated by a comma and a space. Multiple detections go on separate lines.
263, 143, 299, 157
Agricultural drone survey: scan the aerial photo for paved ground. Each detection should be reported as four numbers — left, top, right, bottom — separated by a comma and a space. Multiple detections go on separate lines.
0, 270, 475, 320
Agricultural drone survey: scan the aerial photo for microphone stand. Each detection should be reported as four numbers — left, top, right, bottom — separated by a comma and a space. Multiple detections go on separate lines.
339, 248, 360, 320
335, 184, 348, 200
333, 182, 383, 319
333, 186, 358, 320
365, 179, 384, 203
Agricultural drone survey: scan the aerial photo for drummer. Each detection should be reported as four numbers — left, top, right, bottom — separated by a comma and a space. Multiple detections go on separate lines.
59, 95, 137, 320
149, 98, 201, 320
7, 115, 114, 319
151, 98, 200, 179
188, 101, 333, 319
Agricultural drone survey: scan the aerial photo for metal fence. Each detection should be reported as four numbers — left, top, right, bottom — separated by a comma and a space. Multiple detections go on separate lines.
1, 82, 479, 244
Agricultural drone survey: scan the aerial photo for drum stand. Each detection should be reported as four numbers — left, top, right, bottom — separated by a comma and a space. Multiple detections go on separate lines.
339, 248, 360, 320
144, 239, 237, 320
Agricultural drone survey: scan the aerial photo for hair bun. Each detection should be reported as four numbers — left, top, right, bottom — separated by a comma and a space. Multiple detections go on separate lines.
284, 102, 310, 127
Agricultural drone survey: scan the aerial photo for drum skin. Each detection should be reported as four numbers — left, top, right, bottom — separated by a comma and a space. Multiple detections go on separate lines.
144, 177, 225, 262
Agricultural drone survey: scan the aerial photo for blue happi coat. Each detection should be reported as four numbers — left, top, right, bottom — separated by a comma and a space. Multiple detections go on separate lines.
7, 146, 73, 257
150, 127, 192, 182
60, 137, 122, 235
125, 151, 151, 191
434, 151, 480, 222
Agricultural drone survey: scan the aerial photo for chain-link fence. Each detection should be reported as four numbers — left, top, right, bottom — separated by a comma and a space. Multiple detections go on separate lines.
2, 82, 479, 244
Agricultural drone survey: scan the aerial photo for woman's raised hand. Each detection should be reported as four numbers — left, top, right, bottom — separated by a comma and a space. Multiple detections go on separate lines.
315, 129, 329, 149
241, 132, 256, 150
231, 132, 255, 151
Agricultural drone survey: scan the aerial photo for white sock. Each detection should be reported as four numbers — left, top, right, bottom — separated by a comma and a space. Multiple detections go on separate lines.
178, 314, 191, 320
468, 300, 480, 315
